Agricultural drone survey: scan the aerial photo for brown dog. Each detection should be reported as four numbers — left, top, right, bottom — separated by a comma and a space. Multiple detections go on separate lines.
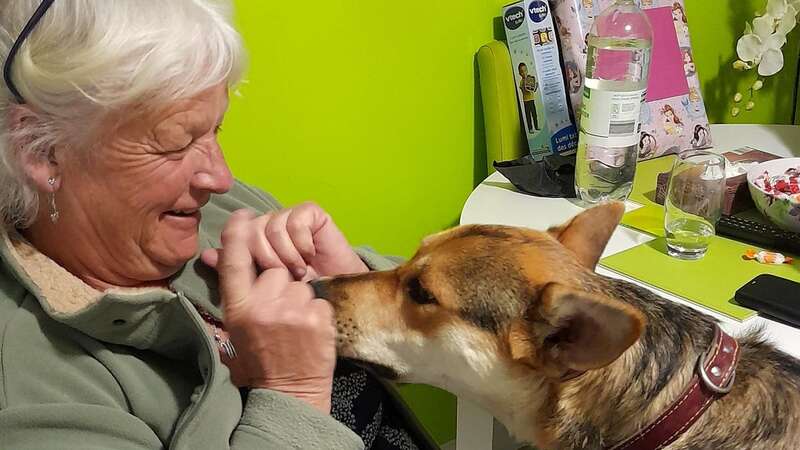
312, 203, 800, 449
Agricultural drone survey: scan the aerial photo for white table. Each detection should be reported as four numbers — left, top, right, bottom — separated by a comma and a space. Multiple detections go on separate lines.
456, 124, 800, 450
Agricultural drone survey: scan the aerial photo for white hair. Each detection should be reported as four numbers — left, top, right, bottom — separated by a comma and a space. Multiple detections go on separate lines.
0, 0, 246, 229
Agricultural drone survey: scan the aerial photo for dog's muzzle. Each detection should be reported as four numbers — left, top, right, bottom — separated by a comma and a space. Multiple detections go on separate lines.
309, 279, 330, 300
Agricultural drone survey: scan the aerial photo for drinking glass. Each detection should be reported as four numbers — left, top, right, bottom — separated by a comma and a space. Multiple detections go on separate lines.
664, 151, 726, 260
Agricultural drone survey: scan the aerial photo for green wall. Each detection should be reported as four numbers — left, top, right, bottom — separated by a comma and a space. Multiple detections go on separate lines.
222, 1, 508, 444
221, 0, 800, 444
686, 0, 800, 124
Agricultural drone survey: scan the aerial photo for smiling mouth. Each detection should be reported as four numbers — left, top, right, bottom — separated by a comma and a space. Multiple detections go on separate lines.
163, 208, 200, 218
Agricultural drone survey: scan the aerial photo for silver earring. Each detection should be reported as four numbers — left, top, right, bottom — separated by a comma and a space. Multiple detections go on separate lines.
47, 177, 59, 223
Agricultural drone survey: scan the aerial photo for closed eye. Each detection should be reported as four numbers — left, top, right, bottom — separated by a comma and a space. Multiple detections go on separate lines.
162, 143, 192, 159
407, 277, 437, 305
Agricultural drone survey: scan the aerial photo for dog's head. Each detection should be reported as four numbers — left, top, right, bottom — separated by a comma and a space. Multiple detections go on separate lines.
313, 203, 645, 400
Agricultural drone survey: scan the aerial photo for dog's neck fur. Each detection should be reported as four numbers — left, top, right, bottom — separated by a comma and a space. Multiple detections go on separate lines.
489, 274, 719, 449
482, 273, 800, 450
544, 274, 717, 449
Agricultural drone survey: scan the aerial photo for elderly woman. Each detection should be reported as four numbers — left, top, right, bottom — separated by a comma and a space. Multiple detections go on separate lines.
0, 1, 436, 449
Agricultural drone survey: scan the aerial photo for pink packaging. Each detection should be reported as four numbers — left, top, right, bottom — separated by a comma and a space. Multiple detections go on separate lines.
552, 0, 711, 160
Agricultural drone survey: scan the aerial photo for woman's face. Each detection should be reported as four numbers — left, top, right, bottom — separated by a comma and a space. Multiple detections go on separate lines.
665, 109, 674, 120
56, 83, 233, 283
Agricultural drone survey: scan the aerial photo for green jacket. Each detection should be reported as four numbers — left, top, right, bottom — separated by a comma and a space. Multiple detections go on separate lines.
0, 181, 402, 450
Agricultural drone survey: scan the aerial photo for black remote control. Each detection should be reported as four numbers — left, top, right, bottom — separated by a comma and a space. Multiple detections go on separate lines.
716, 215, 800, 256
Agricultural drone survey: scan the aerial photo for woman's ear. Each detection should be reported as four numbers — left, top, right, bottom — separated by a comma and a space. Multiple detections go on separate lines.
7, 104, 61, 193
22, 148, 60, 193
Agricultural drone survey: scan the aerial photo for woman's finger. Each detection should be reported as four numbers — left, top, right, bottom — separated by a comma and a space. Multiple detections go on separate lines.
286, 205, 320, 261
249, 267, 295, 301
244, 213, 286, 271
218, 210, 258, 313
278, 281, 316, 306
299, 266, 320, 283
200, 248, 219, 268
264, 210, 309, 279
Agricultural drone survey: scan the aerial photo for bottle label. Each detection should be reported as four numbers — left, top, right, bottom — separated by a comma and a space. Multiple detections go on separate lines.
580, 87, 646, 147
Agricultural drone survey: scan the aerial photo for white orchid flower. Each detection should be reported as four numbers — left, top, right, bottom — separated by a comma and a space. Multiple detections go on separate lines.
768, 0, 788, 16
736, 0, 799, 76
772, 0, 800, 16
731, 0, 800, 117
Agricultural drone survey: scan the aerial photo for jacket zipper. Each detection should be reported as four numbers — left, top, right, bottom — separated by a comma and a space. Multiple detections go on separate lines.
168, 291, 219, 450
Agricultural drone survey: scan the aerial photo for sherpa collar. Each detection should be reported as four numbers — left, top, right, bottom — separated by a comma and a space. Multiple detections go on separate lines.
0, 227, 222, 355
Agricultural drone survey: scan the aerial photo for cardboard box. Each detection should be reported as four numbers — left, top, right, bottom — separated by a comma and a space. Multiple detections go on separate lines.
655, 148, 780, 215
503, 1, 578, 160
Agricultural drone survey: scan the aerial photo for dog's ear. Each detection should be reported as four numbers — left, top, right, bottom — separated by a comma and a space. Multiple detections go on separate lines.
509, 283, 645, 373
547, 202, 625, 269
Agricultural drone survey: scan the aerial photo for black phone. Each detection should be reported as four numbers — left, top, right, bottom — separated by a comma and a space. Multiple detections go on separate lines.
735, 274, 800, 328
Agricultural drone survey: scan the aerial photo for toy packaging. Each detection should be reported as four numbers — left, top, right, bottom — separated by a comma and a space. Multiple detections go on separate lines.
552, 0, 712, 160
503, 1, 578, 160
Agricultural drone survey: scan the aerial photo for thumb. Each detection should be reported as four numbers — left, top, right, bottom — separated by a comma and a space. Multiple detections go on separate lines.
200, 248, 220, 269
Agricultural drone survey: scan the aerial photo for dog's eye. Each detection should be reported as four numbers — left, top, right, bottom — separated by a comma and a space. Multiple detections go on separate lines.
407, 277, 437, 305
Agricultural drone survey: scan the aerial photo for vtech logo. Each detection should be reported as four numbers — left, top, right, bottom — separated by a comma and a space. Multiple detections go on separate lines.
504, 6, 525, 30
528, 0, 548, 23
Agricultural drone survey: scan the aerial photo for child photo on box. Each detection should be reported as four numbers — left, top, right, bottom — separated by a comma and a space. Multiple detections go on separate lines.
517, 62, 540, 132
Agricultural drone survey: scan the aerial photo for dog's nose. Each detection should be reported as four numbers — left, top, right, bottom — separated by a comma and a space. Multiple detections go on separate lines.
309, 278, 330, 300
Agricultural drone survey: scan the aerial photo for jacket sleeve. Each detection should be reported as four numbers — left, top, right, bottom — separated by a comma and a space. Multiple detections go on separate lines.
0, 392, 365, 450
232, 389, 365, 449
354, 246, 404, 271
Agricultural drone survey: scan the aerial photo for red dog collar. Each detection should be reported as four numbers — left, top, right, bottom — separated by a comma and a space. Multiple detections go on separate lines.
608, 325, 740, 450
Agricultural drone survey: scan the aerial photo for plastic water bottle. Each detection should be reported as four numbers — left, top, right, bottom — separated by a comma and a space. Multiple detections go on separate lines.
575, 0, 652, 203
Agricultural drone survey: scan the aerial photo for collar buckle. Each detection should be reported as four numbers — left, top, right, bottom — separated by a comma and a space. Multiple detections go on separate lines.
696, 352, 736, 394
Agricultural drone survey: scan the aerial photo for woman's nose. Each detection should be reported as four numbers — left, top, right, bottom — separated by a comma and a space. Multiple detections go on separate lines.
192, 142, 234, 194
